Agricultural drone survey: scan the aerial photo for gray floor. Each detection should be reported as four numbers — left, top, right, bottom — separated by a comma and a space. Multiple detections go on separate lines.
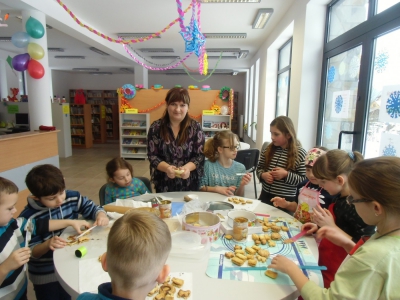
27, 143, 262, 299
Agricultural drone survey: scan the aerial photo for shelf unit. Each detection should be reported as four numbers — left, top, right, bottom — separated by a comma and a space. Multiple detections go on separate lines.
105, 104, 119, 140
120, 113, 150, 159
202, 115, 231, 139
69, 89, 118, 105
91, 104, 106, 143
70, 104, 93, 148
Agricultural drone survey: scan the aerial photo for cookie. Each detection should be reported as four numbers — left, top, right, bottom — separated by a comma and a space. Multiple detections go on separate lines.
265, 270, 278, 279
225, 252, 235, 259
231, 256, 245, 266
225, 234, 233, 240
248, 258, 257, 267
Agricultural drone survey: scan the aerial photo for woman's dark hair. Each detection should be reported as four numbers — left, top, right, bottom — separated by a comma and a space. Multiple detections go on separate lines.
160, 87, 192, 146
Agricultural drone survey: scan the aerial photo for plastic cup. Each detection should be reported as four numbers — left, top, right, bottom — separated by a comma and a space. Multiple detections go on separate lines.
232, 217, 248, 242
75, 246, 87, 258
159, 200, 172, 219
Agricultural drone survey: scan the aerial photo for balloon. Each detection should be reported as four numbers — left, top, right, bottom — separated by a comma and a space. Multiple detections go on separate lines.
220, 105, 229, 115
25, 16, 45, 39
11, 31, 30, 48
27, 59, 45, 79
27, 43, 45, 60
12, 53, 30, 72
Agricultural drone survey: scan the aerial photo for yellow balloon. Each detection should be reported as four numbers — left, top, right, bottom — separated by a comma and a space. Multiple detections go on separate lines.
27, 43, 45, 60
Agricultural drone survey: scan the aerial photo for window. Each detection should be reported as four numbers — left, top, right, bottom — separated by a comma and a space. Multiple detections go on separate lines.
276, 38, 292, 117
247, 65, 254, 137
317, 0, 400, 157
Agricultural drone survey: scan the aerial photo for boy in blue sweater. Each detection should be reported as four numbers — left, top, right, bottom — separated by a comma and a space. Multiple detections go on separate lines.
0, 176, 90, 300
19, 164, 109, 300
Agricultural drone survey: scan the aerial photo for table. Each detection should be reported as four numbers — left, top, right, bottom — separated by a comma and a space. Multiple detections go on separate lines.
54, 192, 320, 300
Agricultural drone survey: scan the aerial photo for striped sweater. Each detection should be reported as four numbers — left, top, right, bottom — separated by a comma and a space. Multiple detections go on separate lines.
256, 146, 307, 198
0, 218, 47, 300
18, 190, 105, 285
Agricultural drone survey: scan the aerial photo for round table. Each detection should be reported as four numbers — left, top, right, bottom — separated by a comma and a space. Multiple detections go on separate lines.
54, 192, 320, 300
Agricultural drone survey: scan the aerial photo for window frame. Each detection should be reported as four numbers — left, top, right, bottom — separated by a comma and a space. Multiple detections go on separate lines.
275, 38, 292, 117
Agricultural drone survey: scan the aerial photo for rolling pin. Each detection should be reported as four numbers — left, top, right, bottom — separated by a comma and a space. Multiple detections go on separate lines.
102, 205, 133, 214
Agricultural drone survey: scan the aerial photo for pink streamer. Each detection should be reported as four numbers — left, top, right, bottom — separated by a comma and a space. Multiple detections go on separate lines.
122, 44, 193, 71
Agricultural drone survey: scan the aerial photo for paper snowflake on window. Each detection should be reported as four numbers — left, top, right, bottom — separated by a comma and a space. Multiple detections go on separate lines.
327, 66, 335, 83
349, 56, 360, 78
335, 95, 343, 114
374, 51, 389, 73
386, 90, 400, 119
382, 144, 396, 156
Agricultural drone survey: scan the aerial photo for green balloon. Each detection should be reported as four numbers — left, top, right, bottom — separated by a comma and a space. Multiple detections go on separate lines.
26, 16, 45, 39
27, 43, 45, 60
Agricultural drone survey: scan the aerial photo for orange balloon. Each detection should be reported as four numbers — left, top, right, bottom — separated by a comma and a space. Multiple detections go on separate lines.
27, 59, 45, 79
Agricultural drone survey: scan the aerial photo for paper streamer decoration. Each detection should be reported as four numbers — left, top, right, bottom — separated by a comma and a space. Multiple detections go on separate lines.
56, 0, 192, 44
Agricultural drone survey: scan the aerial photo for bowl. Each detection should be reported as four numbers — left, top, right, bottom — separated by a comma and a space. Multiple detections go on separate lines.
206, 201, 234, 211
227, 210, 256, 228
182, 212, 220, 243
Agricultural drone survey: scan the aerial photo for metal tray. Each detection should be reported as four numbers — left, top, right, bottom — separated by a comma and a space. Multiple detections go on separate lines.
206, 201, 234, 211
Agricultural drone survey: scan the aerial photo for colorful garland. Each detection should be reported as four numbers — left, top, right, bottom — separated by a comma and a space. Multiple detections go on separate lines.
122, 43, 193, 71
228, 88, 234, 119
56, 0, 192, 44
181, 52, 223, 82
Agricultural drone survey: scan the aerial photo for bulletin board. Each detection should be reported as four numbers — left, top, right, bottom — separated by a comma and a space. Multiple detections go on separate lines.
118, 89, 230, 124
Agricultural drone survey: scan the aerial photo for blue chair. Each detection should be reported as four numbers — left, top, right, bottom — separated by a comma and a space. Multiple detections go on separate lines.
99, 176, 152, 206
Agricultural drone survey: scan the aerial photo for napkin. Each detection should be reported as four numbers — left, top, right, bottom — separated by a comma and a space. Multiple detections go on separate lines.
115, 199, 152, 208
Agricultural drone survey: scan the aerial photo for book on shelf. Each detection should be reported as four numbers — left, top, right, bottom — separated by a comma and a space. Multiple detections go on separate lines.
203, 121, 230, 129
122, 138, 146, 145
122, 120, 146, 127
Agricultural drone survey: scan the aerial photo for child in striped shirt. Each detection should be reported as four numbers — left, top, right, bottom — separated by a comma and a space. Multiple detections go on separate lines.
256, 116, 307, 210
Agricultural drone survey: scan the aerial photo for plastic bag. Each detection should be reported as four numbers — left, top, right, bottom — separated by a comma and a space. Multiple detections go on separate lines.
180, 198, 209, 216
74, 89, 86, 104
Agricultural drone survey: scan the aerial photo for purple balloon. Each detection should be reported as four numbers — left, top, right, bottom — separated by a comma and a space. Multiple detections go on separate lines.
12, 53, 31, 72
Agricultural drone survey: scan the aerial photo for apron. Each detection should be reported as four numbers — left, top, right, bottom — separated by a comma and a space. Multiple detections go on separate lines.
293, 182, 321, 223
318, 203, 349, 288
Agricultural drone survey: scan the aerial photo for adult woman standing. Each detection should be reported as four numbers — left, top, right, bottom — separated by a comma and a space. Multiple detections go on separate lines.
147, 87, 205, 192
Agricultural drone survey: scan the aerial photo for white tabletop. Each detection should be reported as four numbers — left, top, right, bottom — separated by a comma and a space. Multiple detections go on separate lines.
54, 192, 320, 300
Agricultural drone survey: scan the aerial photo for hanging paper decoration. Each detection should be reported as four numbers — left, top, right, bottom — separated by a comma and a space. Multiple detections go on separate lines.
219, 87, 231, 101
121, 84, 136, 99
181, 52, 223, 82
228, 88, 234, 119
57, 0, 192, 44
152, 85, 164, 90
122, 43, 193, 71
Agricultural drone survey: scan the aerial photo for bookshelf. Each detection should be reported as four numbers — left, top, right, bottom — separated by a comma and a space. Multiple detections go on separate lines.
70, 104, 93, 148
120, 113, 150, 159
202, 115, 231, 140
69, 89, 118, 105
105, 104, 119, 140
91, 104, 106, 143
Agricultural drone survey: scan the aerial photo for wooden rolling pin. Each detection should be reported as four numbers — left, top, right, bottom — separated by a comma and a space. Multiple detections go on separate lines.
102, 205, 133, 214
103, 205, 160, 217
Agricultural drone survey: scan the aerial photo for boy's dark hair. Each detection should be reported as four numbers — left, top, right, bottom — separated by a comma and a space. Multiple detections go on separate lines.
25, 164, 65, 198
0, 177, 19, 204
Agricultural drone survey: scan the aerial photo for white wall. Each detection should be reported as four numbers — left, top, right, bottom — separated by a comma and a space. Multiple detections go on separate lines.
246, 0, 330, 151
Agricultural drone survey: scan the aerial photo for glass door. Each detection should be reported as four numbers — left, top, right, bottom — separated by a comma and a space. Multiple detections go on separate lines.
364, 28, 400, 158
320, 46, 362, 151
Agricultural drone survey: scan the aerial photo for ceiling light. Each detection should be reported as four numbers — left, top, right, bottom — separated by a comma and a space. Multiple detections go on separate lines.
204, 33, 247, 39
140, 48, 174, 53
54, 56, 85, 59
120, 68, 135, 73
118, 33, 161, 39
150, 56, 180, 59
208, 56, 238, 59
0, 37, 12, 42
232, 71, 239, 75
48, 48, 65, 52
89, 47, 109, 56
252, 8, 274, 29
200, 0, 260, 3
238, 50, 249, 58
206, 48, 241, 53
73, 68, 99, 71
90, 72, 112, 75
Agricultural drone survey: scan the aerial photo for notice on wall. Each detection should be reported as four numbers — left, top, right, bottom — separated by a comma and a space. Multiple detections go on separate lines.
331, 90, 351, 119
7, 105, 19, 114
380, 132, 400, 157
378, 85, 400, 124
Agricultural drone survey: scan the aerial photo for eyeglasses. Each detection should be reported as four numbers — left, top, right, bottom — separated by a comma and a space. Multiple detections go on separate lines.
346, 195, 371, 205
223, 145, 240, 151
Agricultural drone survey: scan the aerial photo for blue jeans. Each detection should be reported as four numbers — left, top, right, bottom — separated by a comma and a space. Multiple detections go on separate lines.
33, 282, 71, 300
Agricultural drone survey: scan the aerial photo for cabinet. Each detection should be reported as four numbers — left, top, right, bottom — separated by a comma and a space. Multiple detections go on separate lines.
120, 113, 150, 159
91, 104, 106, 143
202, 115, 231, 140
70, 104, 93, 148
